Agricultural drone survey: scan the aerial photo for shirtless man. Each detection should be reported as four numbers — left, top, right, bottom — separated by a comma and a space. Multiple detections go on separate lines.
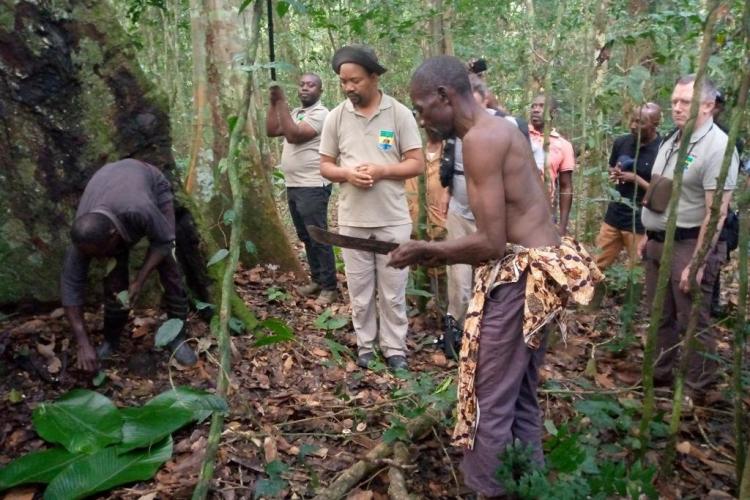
389, 56, 602, 497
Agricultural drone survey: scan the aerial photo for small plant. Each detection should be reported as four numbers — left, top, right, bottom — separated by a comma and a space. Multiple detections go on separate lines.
0, 387, 227, 499
265, 286, 291, 302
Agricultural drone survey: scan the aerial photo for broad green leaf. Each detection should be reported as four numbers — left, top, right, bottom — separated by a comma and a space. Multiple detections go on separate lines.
44, 436, 172, 500
207, 249, 229, 266
382, 422, 408, 444
245, 240, 258, 256
118, 406, 194, 452
228, 316, 245, 334
406, 287, 432, 298
325, 316, 349, 330
312, 309, 332, 329
195, 300, 214, 311
276, 1, 290, 17
323, 338, 353, 365
254, 318, 295, 347
33, 390, 122, 454
92, 371, 107, 387
154, 318, 184, 347
146, 386, 228, 421
0, 448, 84, 489
238, 0, 253, 14
116, 290, 130, 309
105, 258, 117, 276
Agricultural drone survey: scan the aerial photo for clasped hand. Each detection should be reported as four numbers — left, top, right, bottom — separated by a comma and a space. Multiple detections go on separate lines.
347, 164, 383, 189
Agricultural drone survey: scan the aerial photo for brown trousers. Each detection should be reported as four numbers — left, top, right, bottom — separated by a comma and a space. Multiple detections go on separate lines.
460, 272, 546, 496
644, 238, 723, 389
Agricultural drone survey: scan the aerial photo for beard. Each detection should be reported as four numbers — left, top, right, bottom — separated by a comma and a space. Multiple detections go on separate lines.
347, 92, 362, 106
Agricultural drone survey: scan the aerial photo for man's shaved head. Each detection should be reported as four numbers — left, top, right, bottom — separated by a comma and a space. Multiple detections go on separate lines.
410, 56, 472, 96
71, 213, 114, 246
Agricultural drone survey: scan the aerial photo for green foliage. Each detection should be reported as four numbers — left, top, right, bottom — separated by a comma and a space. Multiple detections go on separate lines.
207, 248, 229, 267
33, 390, 123, 454
495, 397, 658, 499
254, 318, 296, 347
265, 286, 291, 302
604, 263, 644, 295
254, 460, 289, 499
313, 308, 349, 331
154, 318, 184, 347
0, 387, 226, 497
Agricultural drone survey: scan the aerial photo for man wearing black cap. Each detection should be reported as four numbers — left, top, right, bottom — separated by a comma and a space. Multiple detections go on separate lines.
320, 44, 424, 371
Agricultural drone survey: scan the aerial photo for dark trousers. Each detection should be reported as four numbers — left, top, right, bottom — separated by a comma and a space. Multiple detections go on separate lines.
644, 238, 723, 389
103, 249, 188, 336
287, 185, 337, 290
460, 273, 546, 496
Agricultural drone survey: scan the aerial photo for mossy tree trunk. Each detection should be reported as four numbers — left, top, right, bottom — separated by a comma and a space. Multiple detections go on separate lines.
0, 0, 211, 305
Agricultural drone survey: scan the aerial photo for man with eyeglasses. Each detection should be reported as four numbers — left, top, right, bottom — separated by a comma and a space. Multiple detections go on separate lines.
641, 74, 740, 394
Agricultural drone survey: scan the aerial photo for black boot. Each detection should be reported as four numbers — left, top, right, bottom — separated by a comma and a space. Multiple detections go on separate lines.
441, 314, 463, 360
97, 308, 128, 359
164, 294, 198, 366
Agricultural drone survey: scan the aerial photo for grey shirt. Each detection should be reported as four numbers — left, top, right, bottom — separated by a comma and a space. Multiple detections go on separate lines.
60, 159, 176, 306
642, 118, 739, 232
448, 139, 475, 222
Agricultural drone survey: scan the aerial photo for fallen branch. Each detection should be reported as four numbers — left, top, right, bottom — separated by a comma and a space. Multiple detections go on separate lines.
313, 409, 442, 500
388, 442, 414, 500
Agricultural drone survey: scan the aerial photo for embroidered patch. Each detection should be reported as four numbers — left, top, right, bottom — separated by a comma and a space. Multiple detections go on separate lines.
378, 130, 395, 151
296, 111, 305, 122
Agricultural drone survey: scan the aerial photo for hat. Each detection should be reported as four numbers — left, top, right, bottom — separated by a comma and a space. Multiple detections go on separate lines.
468, 58, 488, 75
331, 45, 387, 75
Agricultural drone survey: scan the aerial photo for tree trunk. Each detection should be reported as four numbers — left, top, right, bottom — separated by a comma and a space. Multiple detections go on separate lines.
0, 0, 210, 305
186, 0, 302, 276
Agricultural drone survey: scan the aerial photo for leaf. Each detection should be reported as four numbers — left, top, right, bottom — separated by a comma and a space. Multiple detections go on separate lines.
105, 258, 117, 276
33, 390, 122, 454
254, 477, 287, 499
44, 437, 172, 500
227, 116, 238, 134
116, 290, 130, 309
382, 420, 408, 444
194, 300, 214, 311
223, 209, 236, 225
238, 0, 253, 14
245, 240, 258, 256
8, 388, 23, 404
312, 309, 332, 329
276, 1, 290, 17
207, 249, 229, 267
118, 406, 193, 452
254, 319, 295, 347
0, 448, 84, 489
154, 318, 184, 348
91, 371, 107, 387
228, 316, 245, 334
406, 287, 432, 298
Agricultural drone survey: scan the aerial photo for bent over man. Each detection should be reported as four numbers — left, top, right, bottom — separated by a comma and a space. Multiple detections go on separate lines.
390, 56, 602, 497
61, 159, 198, 371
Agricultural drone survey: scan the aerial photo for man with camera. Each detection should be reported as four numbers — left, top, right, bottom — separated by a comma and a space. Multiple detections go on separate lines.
595, 103, 661, 271
641, 75, 739, 392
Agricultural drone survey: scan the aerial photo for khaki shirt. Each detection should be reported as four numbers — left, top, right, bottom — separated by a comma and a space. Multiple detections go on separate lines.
280, 101, 330, 187
642, 118, 739, 231
319, 93, 422, 227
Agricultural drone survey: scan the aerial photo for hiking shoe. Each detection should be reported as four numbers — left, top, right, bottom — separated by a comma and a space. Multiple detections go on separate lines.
386, 355, 408, 371
298, 282, 321, 296
356, 352, 375, 369
315, 289, 338, 305
168, 335, 198, 366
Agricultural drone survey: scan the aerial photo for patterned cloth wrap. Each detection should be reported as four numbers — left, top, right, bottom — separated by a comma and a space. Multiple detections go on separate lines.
452, 236, 604, 449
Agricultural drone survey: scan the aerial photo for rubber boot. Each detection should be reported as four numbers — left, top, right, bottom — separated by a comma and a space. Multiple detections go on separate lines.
164, 293, 198, 366
97, 308, 128, 359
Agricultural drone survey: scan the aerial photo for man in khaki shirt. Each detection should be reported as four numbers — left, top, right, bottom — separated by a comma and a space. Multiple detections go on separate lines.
320, 45, 423, 370
266, 73, 337, 305
641, 74, 739, 392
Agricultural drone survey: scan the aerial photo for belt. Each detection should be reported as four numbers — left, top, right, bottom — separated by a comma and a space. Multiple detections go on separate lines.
646, 226, 701, 242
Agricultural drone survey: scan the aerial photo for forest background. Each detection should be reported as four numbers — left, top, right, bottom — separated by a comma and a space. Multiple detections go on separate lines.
0, 0, 749, 498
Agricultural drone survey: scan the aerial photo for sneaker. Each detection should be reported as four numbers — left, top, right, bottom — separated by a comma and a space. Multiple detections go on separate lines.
298, 282, 321, 296
315, 289, 338, 305
356, 352, 374, 369
386, 355, 408, 371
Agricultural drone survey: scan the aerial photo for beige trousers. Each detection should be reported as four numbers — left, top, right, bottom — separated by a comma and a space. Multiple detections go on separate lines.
340, 224, 412, 357
446, 211, 477, 324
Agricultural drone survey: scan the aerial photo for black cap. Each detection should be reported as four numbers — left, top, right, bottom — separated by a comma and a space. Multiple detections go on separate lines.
331, 44, 387, 75
468, 58, 488, 74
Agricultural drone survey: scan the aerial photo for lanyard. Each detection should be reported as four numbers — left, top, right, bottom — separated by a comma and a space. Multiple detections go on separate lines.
660, 123, 714, 176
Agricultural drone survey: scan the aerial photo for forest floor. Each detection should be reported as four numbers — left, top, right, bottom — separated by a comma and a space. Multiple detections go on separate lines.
0, 248, 744, 499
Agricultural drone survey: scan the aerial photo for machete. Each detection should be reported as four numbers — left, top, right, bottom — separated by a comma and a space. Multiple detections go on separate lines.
307, 226, 399, 254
